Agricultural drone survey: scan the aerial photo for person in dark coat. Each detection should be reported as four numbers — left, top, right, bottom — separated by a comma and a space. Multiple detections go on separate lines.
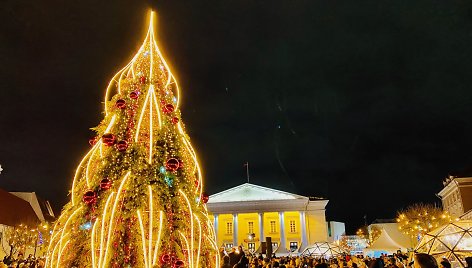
221, 255, 232, 268
229, 248, 240, 267
413, 254, 438, 268
465, 257, 472, 268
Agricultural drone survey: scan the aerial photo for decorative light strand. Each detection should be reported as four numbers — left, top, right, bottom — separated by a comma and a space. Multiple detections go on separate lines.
137, 210, 149, 268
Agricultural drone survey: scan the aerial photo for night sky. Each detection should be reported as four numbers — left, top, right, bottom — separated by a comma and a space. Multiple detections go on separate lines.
2, 0, 472, 233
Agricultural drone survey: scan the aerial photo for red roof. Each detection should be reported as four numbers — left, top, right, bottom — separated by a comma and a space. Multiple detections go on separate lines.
0, 188, 40, 226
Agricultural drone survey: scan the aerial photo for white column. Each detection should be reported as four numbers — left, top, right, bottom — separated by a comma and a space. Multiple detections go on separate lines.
299, 211, 308, 249
258, 212, 264, 241
233, 213, 238, 246
214, 214, 219, 244
279, 212, 286, 250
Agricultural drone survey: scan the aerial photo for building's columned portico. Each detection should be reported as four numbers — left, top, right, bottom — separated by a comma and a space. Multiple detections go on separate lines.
207, 183, 328, 254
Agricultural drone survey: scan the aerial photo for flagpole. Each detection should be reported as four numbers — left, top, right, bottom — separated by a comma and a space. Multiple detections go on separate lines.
245, 162, 250, 183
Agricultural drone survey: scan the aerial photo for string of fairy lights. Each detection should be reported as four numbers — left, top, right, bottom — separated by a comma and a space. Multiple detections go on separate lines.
396, 203, 459, 244
4, 223, 51, 257
44, 11, 219, 268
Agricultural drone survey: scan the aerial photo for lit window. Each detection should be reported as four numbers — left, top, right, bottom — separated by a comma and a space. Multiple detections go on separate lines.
248, 242, 255, 250
225, 243, 233, 249
289, 242, 298, 252
226, 222, 233, 235
248, 221, 254, 234
290, 220, 296, 233
270, 221, 276, 233
272, 242, 278, 250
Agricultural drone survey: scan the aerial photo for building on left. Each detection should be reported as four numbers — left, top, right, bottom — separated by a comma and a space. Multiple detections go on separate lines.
0, 187, 55, 259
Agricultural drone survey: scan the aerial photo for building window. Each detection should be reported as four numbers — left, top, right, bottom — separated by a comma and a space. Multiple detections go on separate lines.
248, 242, 255, 251
289, 242, 298, 252
290, 220, 296, 233
226, 222, 233, 235
248, 221, 254, 234
272, 242, 278, 250
270, 221, 276, 233
225, 243, 233, 249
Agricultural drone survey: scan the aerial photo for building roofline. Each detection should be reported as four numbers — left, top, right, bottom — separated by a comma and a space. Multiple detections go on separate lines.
209, 182, 310, 200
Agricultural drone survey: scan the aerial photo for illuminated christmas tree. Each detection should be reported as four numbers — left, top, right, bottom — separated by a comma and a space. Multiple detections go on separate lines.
46, 11, 219, 268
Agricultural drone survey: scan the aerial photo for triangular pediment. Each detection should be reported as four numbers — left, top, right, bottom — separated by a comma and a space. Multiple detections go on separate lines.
208, 183, 307, 203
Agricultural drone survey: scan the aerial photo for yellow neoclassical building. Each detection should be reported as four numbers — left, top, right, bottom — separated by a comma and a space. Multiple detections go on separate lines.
206, 183, 328, 254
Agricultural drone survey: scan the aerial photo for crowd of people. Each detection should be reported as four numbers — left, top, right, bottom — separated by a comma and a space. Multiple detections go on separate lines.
0, 253, 45, 268
220, 246, 472, 268
1, 247, 471, 268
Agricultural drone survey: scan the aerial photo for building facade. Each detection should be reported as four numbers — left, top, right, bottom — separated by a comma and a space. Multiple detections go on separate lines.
327, 221, 346, 243
0, 189, 55, 259
206, 183, 328, 253
438, 176, 472, 218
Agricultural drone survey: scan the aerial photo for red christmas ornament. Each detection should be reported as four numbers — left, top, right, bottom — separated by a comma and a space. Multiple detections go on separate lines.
83, 190, 97, 205
89, 136, 98, 146
129, 91, 139, 99
171, 117, 179, 124
163, 104, 175, 114
115, 99, 126, 109
201, 192, 209, 204
165, 158, 180, 171
102, 133, 116, 146
140, 76, 147, 84
116, 140, 128, 152
174, 259, 185, 268
160, 254, 171, 264
100, 178, 112, 190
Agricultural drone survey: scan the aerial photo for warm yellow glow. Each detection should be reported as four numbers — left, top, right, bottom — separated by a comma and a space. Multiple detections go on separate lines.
55, 206, 82, 268
179, 231, 192, 268
152, 210, 164, 265
48, 234, 61, 268
135, 89, 151, 142
98, 192, 115, 268
148, 12, 180, 105
137, 210, 149, 268
151, 88, 163, 132
104, 67, 125, 115
149, 12, 154, 79
47, 10, 218, 268
180, 189, 194, 267
57, 239, 71, 266
178, 128, 203, 197
100, 115, 117, 157
102, 172, 130, 267
85, 144, 100, 189
91, 218, 100, 268
45, 212, 67, 266
195, 215, 202, 268
71, 141, 100, 204
149, 87, 154, 163
55, 206, 82, 267
148, 186, 153, 266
